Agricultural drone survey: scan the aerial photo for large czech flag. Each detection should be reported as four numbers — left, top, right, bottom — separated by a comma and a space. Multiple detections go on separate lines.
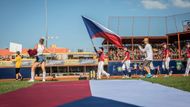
82, 16, 123, 48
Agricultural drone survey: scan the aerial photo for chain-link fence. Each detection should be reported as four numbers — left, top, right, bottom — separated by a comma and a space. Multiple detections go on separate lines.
108, 12, 190, 36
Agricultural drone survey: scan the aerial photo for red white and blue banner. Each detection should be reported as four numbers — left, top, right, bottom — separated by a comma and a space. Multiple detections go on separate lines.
82, 16, 123, 48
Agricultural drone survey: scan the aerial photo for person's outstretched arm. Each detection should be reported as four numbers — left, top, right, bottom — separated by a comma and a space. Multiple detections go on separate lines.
138, 45, 145, 52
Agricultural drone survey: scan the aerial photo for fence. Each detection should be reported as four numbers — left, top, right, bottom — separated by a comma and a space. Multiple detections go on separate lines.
108, 12, 190, 36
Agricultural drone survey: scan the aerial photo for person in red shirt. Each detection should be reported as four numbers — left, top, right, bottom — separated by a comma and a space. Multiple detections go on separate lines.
184, 42, 190, 76
121, 47, 131, 78
162, 43, 171, 77
94, 47, 110, 79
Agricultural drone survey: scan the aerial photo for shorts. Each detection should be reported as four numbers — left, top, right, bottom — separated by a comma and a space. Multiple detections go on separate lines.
15, 68, 20, 74
142, 60, 152, 68
35, 55, 45, 63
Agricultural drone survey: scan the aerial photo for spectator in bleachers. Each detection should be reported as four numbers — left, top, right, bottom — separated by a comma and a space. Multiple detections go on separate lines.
107, 43, 180, 61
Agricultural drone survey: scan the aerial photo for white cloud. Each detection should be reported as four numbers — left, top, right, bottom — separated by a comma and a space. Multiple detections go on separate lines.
172, 0, 190, 8
141, 0, 167, 9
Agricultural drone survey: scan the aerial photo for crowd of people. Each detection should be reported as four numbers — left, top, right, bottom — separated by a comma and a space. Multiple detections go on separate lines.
107, 44, 181, 61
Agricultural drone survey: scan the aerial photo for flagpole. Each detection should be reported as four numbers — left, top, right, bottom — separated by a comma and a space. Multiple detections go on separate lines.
90, 38, 97, 52
45, 0, 48, 48
90, 39, 95, 47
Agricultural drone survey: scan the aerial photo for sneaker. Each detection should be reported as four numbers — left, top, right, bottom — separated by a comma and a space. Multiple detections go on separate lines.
146, 74, 152, 78
169, 71, 173, 76
125, 75, 130, 78
122, 75, 126, 79
153, 75, 158, 78
28, 79, 34, 82
107, 74, 110, 79
139, 75, 145, 78
20, 76, 23, 81
184, 74, 189, 77
96, 77, 101, 80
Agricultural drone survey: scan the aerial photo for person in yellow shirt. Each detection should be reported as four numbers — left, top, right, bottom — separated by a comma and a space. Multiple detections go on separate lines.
15, 51, 23, 80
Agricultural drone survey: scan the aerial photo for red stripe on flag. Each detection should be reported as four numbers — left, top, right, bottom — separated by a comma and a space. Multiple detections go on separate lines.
92, 32, 123, 48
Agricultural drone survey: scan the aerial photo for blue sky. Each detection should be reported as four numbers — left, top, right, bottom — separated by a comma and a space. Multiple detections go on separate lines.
0, 0, 190, 51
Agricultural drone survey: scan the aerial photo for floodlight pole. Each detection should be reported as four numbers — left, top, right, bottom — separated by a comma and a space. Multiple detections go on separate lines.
165, 16, 169, 45
132, 16, 134, 60
173, 15, 181, 58
45, 0, 48, 48
107, 16, 111, 53
148, 16, 151, 36
117, 16, 120, 35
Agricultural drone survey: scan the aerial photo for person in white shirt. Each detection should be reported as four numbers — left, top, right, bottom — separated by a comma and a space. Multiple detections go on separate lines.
138, 38, 153, 78
28, 38, 51, 82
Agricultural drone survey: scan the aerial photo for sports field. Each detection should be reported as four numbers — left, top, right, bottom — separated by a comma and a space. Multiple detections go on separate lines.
0, 76, 190, 107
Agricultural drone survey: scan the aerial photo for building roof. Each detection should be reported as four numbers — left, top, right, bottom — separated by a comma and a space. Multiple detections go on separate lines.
0, 49, 14, 56
22, 48, 29, 54
0, 47, 69, 56
44, 47, 69, 53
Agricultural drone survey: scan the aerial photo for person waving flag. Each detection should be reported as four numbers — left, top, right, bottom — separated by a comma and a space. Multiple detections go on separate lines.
82, 16, 123, 48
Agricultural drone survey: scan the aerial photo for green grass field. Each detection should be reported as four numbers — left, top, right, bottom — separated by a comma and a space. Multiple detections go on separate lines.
143, 76, 190, 92
0, 81, 34, 94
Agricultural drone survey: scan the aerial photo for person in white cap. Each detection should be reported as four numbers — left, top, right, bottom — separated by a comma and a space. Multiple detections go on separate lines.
138, 37, 153, 78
